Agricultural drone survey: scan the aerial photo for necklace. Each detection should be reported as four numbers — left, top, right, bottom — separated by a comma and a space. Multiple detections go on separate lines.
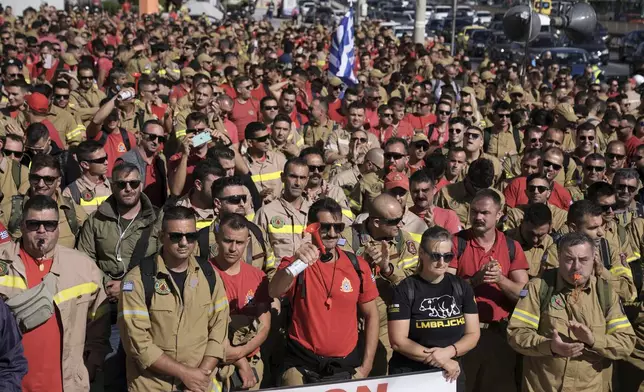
317, 257, 338, 310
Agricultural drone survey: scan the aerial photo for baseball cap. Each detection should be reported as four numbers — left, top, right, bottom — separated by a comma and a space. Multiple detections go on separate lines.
481, 71, 495, 82
62, 53, 78, 66
555, 103, 579, 123
197, 53, 213, 64
384, 171, 409, 191
329, 76, 343, 87
181, 67, 196, 78
370, 69, 384, 79
510, 85, 524, 96
411, 133, 429, 143
26, 93, 50, 114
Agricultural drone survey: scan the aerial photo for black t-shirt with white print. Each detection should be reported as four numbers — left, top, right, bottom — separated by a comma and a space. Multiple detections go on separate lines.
387, 274, 477, 372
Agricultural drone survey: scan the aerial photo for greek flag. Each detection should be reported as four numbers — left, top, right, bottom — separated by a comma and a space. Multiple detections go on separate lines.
329, 8, 358, 86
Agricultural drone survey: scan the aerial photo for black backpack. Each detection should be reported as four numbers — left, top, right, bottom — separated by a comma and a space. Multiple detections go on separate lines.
197, 220, 267, 264
406, 273, 465, 308
98, 127, 131, 151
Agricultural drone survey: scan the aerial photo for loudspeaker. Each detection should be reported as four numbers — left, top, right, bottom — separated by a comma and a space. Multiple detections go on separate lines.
550, 2, 597, 42
503, 5, 541, 42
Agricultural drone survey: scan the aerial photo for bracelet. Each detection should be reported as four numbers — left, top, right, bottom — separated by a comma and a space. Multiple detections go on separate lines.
451, 344, 458, 357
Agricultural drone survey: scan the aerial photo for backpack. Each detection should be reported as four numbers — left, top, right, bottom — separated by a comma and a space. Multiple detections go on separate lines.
406, 273, 465, 308
483, 126, 522, 156
8, 195, 79, 238
295, 251, 364, 298
98, 127, 131, 151
10, 161, 21, 191
537, 268, 612, 317
197, 220, 267, 264
137, 254, 216, 308
456, 231, 516, 264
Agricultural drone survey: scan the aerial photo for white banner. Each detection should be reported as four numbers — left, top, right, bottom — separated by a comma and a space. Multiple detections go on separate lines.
265, 371, 456, 392
281, 0, 297, 16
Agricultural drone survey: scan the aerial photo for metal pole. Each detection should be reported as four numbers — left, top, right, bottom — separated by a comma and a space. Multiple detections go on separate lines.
521, 4, 533, 85
414, 0, 427, 44
450, 0, 457, 56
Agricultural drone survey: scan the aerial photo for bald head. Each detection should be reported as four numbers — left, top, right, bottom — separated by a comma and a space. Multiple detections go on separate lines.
370, 193, 403, 218
365, 148, 384, 170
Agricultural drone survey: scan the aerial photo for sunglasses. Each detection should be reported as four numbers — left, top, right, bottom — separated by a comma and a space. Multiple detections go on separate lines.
600, 203, 617, 212
83, 156, 108, 164
461, 111, 473, 115
381, 113, 393, 118
54, 94, 69, 100
384, 152, 406, 161
319, 222, 345, 233
529, 138, 542, 144
389, 188, 408, 198
167, 231, 199, 243
29, 174, 58, 186
375, 216, 403, 226
251, 134, 271, 143
543, 160, 562, 171
263, 105, 278, 111
606, 152, 625, 160
527, 185, 549, 193
4, 150, 22, 159
220, 194, 247, 205
438, 110, 451, 115
591, 88, 601, 92
449, 128, 462, 134
585, 165, 605, 172
464, 132, 480, 139
25, 219, 58, 232
427, 251, 455, 263
143, 133, 166, 143
114, 180, 142, 189
351, 137, 368, 143
497, 113, 511, 118
308, 165, 325, 173
616, 184, 638, 193
6, 73, 20, 78
413, 142, 429, 151
579, 136, 595, 142
79, 76, 94, 80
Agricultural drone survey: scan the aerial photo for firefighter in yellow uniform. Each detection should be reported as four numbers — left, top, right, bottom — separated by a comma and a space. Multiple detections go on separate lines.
349, 171, 383, 216
47, 105, 86, 146
503, 203, 568, 233
0, 153, 30, 226
70, 85, 107, 111
508, 233, 636, 392
244, 150, 287, 204
345, 193, 418, 376
62, 175, 112, 215
118, 206, 229, 392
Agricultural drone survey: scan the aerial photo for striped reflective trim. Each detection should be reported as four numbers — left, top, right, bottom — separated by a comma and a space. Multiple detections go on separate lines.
267, 224, 304, 235
118, 308, 150, 319
209, 298, 229, 314
53, 282, 99, 305
349, 199, 361, 208
158, 69, 167, 75
246, 213, 255, 221
142, 69, 152, 74
80, 195, 109, 207
295, 138, 304, 147
251, 171, 282, 183
626, 255, 639, 263
610, 266, 634, 278
511, 308, 540, 328
408, 232, 422, 244
634, 252, 641, 258
171, 69, 181, 74
89, 303, 110, 321
398, 256, 418, 269
197, 220, 214, 229
341, 208, 355, 220
211, 378, 222, 392
0, 276, 27, 290
607, 317, 631, 334
265, 254, 276, 269
176, 129, 187, 138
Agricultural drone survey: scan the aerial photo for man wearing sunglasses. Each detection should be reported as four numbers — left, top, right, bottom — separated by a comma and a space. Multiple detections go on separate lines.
118, 206, 229, 392
230, 76, 261, 142
302, 98, 336, 151
324, 102, 379, 165
70, 65, 106, 112
269, 198, 380, 385
605, 140, 628, 184
301, 148, 353, 221
0, 194, 110, 391
440, 117, 467, 156
567, 153, 607, 202
62, 141, 111, 215
596, 109, 620, 153
501, 127, 544, 181
504, 203, 553, 278
326, 77, 344, 116
260, 96, 280, 127
571, 123, 598, 167
9, 153, 87, 248
459, 126, 502, 186
332, 146, 383, 208
408, 133, 429, 173
612, 168, 644, 228
483, 101, 521, 160
377, 172, 427, 244
616, 115, 643, 164
404, 93, 436, 135
46, 80, 86, 147
409, 170, 462, 235
243, 122, 287, 205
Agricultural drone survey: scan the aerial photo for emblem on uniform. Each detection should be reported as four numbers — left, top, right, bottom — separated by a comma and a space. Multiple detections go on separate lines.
356, 247, 364, 256
82, 190, 95, 202
122, 281, 134, 292
249, 110, 255, 116
340, 277, 353, 293
0, 261, 7, 276
189, 277, 199, 288
154, 279, 171, 295
117, 142, 126, 153
210, 243, 219, 258
448, 199, 460, 210
406, 241, 417, 254
270, 216, 284, 229
245, 289, 255, 305
550, 294, 565, 310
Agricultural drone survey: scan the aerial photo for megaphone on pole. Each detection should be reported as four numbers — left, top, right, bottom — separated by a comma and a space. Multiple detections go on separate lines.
503, 5, 541, 42
550, 2, 597, 42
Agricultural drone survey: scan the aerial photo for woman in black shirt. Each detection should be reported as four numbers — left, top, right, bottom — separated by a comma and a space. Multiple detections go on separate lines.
387, 226, 480, 390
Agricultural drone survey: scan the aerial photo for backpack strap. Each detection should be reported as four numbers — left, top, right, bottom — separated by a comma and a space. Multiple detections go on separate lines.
345, 251, 364, 294
61, 197, 79, 236
456, 232, 467, 260
617, 225, 627, 248
629, 259, 643, 296
538, 268, 558, 314
8, 195, 25, 234
396, 231, 405, 256
10, 161, 20, 191
97, 130, 108, 146
196, 255, 216, 295
134, 110, 145, 136
599, 238, 611, 270
637, 202, 644, 218
447, 273, 464, 301
197, 226, 210, 259
512, 126, 521, 153
130, 224, 154, 267
120, 128, 131, 151
596, 276, 612, 318
67, 182, 81, 205
246, 221, 268, 264
139, 255, 157, 309
505, 235, 516, 264
483, 127, 491, 153
563, 154, 570, 176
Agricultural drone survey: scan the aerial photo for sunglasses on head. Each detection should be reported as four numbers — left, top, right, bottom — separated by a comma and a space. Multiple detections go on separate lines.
375, 216, 403, 226
527, 184, 549, 193
143, 133, 166, 143
426, 251, 455, 263
585, 165, 605, 172
543, 160, 562, 171
167, 231, 199, 243
384, 152, 406, 161
616, 184, 638, 193
25, 219, 58, 232
319, 222, 345, 233
114, 180, 142, 190
251, 134, 271, 143
83, 156, 108, 164
220, 194, 247, 205
308, 164, 325, 173
606, 152, 625, 160
29, 174, 58, 186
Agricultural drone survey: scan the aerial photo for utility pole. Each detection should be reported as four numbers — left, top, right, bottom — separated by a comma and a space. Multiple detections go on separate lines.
450, 0, 457, 55
414, 0, 427, 44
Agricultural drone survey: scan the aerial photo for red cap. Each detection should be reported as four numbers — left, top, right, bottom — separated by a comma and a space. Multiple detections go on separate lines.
384, 171, 409, 191
26, 93, 50, 114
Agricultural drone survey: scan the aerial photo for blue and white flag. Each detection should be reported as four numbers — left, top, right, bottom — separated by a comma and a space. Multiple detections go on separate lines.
329, 8, 358, 86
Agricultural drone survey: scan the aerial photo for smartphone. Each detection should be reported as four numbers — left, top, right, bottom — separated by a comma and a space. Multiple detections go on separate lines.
192, 131, 212, 148
43, 54, 53, 69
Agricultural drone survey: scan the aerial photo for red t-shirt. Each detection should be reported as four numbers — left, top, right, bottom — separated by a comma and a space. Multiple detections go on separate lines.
503, 176, 572, 211
223, 119, 239, 145
168, 152, 206, 197
364, 109, 379, 130
20, 248, 63, 392
328, 106, 346, 125
278, 249, 378, 357
40, 119, 65, 149
143, 161, 165, 207
624, 136, 643, 161
169, 85, 189, 101
251, 85, 267, 101
230, 98, 260, 142
289, 109, 309, 129
92, 130, 137, 176
328, 98, 341, 115
221, 84, 237, 99
449, 229, 529, 322
97, 57, 113, 76
409, 206, 461, 235
404, 113, 437, 132
370, 122, 414, 144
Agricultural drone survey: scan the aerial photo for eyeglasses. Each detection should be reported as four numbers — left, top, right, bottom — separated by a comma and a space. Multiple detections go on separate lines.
543, 160, 562, 171
82, 156, 108, 164
167, 231, 199, 243
585, 165, 605, 172
527, 185, 549, 193
25, 219, 58, 232
3, 150, 22, 159
464, 132, 480, 139
351, 137, 368, 143
384, 152, 406, 161
413, 142, 429, 151
29, 174, 58, 186
6, 73, 20, 78
449, 128, 462, 134
114, 180, 142, 189
606, 152, 626, 160
319, 222, 345, 233
600, 203, 617, 213
529, 138, 542, 144
426, 251, 455, 263
579, 136, 595, 142
438, 110, 451, 115
262, 105, 278, 111
220, 194, 247, 205
616, 184, 638, 193
375, 216, 403, 226
308, 164, 325, 173
54, 94, 69, 100
143, 133, 166, 143
251, 134, 271, 143
381, 113, 393, 118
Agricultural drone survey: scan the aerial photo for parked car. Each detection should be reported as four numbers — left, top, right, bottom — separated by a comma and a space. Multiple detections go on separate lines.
474, 10, 492, 25
527, 33, 560, 57
432, 5, 451, 20
457, 5, 474, 17
629, 42, 644, 74
427, 19, 445, 33
489, 32, 523, 62
620, 30, 644, 62
538, 48, 592, 76
467, 29, 493, 56
561, 35, 609, 65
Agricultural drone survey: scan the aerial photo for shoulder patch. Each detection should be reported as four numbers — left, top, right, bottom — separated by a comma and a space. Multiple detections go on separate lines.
406, 240, 417, 254
338, 238, 347, 246
270, 216, 284, 229
122, 281, 134, 292
519, 289, 528, 298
